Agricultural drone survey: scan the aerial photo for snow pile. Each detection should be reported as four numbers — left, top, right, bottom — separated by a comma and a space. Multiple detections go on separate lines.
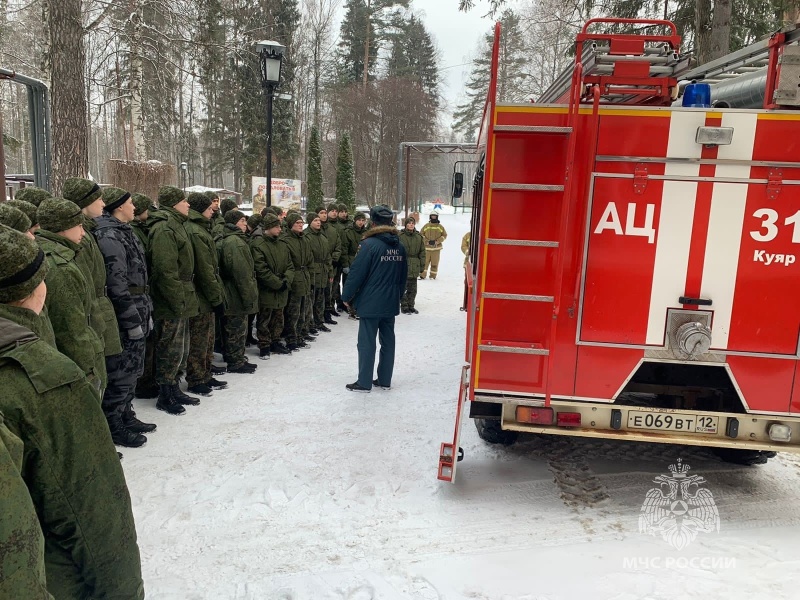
124, 212, 800, 599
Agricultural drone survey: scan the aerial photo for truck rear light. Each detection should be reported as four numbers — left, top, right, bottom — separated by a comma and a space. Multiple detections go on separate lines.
768, 423, 792, 443
516, 406, 554, 425
557, 412, 582, 427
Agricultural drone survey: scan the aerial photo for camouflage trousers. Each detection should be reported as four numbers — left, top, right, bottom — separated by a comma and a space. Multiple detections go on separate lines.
103, 333, 146, 417
284, 293, 304, 345
311, 286, 325, 327
302, 291, 315, 334
222, 315, 248, 369
187, 312, 215, 386
154, 318, 190, 386
401, 277, 418, 311
257, 307, 284, 349
136, 332, 157, 395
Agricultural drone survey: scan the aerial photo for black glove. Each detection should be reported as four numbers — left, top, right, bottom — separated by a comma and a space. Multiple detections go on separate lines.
428, 240, 436, 246
213, 303, 225, 318
279, 281, 288, 291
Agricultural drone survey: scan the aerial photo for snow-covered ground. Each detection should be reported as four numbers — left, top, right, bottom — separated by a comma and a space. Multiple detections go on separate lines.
125, 211, 800, 600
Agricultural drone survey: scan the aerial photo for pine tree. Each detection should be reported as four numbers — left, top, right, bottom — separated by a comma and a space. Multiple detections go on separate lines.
306, 125, 324, 214
452, 9, 528, 141
336, 133, 356, 212
387, 15, 440, 101
339, 0, 378, 84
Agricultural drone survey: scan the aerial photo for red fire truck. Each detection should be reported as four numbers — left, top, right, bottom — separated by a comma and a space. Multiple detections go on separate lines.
439, 18, 800, 481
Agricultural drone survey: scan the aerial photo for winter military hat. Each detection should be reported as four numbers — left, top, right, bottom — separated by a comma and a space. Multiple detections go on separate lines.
220, 198, 238, 216
246, 214, 263, 230
285, 213, 303, 228
0, 204, 32, 234
62, 177, 102, 208
0, 225, 47, 303
224, 209, 246, 225
102, 187, 132, 213
370, 205, 393, 226
7, 200, 38, 227
204, 190, 220, 202
15, 186, 52, 207
158, 186, 185, 208
404, 216, 416, 226
131, 193, 152, 216
354, 211, 366, 222
338, 203, 348, 213
306, 211, 321, 224
327, 203, 339, 212
38, 199, 83, 233
262, 213, 280, 230
187, 192, 213, 214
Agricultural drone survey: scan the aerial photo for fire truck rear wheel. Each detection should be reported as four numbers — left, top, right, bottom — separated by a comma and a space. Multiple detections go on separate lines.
712, 448, 777, 466
474, 418, 519, 446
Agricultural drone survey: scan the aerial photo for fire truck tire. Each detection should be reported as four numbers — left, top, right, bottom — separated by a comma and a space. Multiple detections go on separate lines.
712, 448, 777, 466
474, 418, 519, 446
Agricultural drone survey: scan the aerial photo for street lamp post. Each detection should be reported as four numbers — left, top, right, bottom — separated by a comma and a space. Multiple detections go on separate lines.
180, 161, 187, 193
255, 40, 285, 208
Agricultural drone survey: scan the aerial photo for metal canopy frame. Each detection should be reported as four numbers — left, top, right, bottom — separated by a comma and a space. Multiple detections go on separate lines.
396, 142, 480, 216
0, 67, 52, 192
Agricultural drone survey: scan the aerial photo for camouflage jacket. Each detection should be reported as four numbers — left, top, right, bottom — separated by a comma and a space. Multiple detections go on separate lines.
80, 216, 123, 356
280, 230, 313, 296
0, 410, 52, 599
320, 221, 342, 271
130, 219, 150, 255
148, 207, 199, 320
341, 222, 367, 269
93, 214, 153, 334
0, 306, 144, 600
185, 210, 224, 314
217, 225, 258, 316
211, 212, 226, 240
251, 232, 295, 310
399, 228, 426, 279
303, 226, 332, 288
36, 230, 106, 390
420, 221, 447, 250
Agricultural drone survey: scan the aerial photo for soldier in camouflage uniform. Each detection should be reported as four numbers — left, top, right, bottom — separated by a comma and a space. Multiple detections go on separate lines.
14, 186, 52, 207
148, 186, 201, 414
184, 193, 227, 396
320, 204, 342, 322
0, 410, 52, 599
130, 193, 153, 251
217, 210, 259, 372
304, 211, 332, 333
399, 216, 426, 314
0, 225, 145, 600
280, 213, 313, 350
62, 178, 124, 372
251, 213, 294, 358
341, 211, 368, 319
5, 200, 39, 235
214, 197, 237, 239
94, 188, 156, 448
36, 199, 106, 391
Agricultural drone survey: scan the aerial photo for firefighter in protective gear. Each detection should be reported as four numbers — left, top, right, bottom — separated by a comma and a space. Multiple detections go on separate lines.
419, 211, 447, 280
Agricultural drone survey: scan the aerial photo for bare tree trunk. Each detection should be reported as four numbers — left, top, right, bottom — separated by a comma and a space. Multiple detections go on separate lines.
362, 0, 371, 90
709, 0, 731, 61
129, 3, 146, 160
694, 0, 713, 64
785, 2, 800, 25
48, 0, 89, 193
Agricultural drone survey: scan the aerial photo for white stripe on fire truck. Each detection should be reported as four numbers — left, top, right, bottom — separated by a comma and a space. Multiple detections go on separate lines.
646, 111, 707, 345
700, 112, 758, 349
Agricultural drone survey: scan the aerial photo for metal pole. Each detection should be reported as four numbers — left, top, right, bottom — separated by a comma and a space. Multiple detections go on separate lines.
0, 106, 6, 200
404, 146, 411, 216
266, 86, 274, 208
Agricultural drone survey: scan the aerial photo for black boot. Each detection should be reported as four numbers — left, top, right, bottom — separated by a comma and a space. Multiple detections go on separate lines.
211, 364, 227, 375
259, 347, 270, 360
156, 385, 186, 415
107, 413, 147, 448
270, 342, 291, 355
228, 362, 258, 374
122, 404, 157, 433
330, 309, 341, 317
172, 384, 200, 406
318, 324, 331, 333
324, 314, 338, 325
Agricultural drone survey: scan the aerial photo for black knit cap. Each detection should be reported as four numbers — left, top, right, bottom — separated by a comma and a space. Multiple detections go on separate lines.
220, 198, 238, 216
102, 187, 132, 213
262, 213, 280, 230
246, 214, 263, 230
224, 209, 246, 225
285, 212, 303, 228
187, 192, 213, 214
0, 225, 47, 303
370, 205, 393, 226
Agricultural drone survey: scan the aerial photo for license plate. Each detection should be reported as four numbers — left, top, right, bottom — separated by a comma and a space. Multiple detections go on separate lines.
627, 410, 718, 434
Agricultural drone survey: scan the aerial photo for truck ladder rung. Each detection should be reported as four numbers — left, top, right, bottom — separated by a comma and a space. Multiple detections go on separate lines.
478, 345, 550, 355
493, 125, 573, 134
482, 293, 554, 302
486, 238, 559, 247
491, 183, 565, 192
